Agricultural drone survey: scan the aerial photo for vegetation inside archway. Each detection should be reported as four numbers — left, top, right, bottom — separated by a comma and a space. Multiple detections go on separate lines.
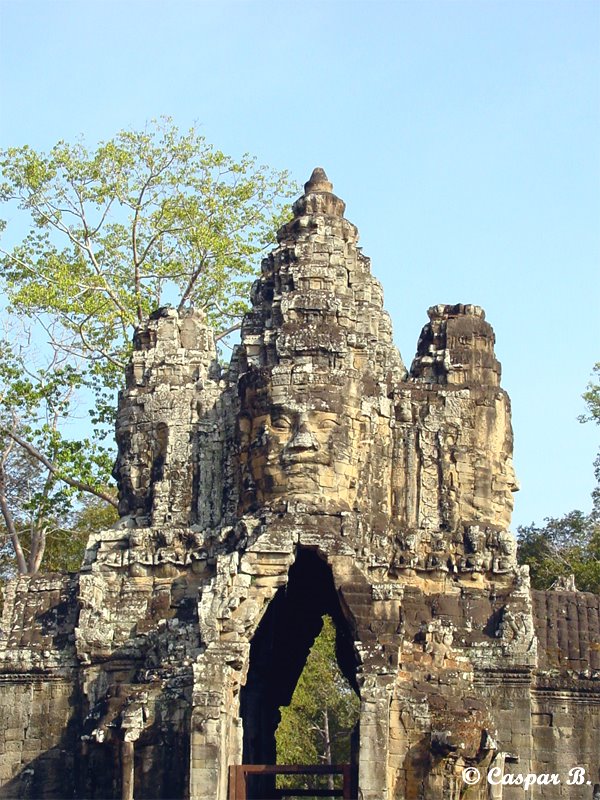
275, 615, 360, 797
240, 549, 360, 799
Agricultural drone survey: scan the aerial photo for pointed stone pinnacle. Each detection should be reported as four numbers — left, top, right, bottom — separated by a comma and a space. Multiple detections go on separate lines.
304, 167, 333, 195
291, 167, 345, 219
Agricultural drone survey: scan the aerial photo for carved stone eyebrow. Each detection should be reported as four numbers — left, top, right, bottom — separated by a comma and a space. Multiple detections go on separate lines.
270, 405, 296, 420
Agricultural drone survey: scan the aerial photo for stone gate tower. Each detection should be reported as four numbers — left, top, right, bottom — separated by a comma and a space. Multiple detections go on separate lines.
1, 170, 599, 800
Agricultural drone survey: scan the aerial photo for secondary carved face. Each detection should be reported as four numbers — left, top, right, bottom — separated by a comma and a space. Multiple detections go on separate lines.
238, 383, 361, 512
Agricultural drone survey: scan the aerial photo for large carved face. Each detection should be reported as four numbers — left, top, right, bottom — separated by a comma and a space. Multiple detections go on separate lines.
238, 376, 363, 512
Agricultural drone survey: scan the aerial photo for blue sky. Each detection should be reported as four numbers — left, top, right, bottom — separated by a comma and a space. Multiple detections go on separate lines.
1, 0, 598, 528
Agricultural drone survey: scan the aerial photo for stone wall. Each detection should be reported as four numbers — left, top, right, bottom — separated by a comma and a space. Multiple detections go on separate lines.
530, 591, 600, 796
0, 575, 80, 797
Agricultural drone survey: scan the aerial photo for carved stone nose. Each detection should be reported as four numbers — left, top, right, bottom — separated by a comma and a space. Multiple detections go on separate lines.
286, 422, 318, 452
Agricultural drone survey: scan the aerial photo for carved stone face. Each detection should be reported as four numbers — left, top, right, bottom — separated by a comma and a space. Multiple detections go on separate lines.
238, 378, 362, 512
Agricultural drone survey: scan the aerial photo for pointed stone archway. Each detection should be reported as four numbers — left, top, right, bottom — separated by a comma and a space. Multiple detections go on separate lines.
239, 547, 359, 799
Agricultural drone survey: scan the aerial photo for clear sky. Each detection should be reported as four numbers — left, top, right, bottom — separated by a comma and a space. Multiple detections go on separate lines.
0, 0, 598, 528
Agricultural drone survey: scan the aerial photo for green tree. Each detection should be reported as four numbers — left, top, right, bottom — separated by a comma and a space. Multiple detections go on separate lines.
0, 119, 295, 574
43, 495, 118, 574
0, 426, 119, 580
517, 511, 600, 592
517, 363, 600, 592
276, 616, 360, 797
0, 440, 68, 578
0, 333, 117, 575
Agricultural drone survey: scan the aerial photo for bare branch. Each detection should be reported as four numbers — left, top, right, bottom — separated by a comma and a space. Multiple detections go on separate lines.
177, 255, 209, 311
89, 197, 116, 237
215, 322, 241, 342
2, 428, 118, 509
82, 238, 130, 337
75, 318, 126, 368
0, 460, 27, 574
132, 198, 143, 322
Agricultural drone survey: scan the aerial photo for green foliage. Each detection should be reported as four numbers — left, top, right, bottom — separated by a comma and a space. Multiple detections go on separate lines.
581, 362, 600, 511
275, 616, 360, 796
42, 496, 118, 573
581, 363, 600, 426
0, 118, 295, 426
517, 511, 600, 593
0, 336, 114, 496
0, 120, 294, 338
517, 362, 600, 593
0, 443, 118, 580
0, 120, 296, 574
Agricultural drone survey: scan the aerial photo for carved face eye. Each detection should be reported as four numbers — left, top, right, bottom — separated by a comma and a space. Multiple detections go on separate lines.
318, 418, 339, 432
270, 413, 293, 432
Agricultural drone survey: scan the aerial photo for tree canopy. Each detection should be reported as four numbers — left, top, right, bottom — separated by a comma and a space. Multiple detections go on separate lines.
517, 510, 600, 593
0, 119, 296, 575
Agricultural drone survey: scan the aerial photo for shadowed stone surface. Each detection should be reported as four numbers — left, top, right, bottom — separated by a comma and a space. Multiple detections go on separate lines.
1, 169, 599, 799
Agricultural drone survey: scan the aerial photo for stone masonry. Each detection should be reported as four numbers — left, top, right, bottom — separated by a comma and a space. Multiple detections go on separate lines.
0, 169, 599, 799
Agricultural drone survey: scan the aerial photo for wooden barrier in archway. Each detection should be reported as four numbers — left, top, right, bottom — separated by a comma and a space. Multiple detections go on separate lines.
228, 764, 353, 799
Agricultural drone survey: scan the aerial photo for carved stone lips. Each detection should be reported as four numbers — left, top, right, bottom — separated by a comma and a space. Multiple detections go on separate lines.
280, 451, 330, 466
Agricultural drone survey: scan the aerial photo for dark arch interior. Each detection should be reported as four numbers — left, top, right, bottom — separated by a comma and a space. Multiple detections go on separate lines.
240, 547, 359, 799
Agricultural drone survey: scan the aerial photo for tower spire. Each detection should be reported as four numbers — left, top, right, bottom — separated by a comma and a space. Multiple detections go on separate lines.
292, 166, 345, 218
304, 167, 333, 194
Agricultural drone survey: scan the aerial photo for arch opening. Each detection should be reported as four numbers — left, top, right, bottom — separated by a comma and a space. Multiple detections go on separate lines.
239, 547, 360, 799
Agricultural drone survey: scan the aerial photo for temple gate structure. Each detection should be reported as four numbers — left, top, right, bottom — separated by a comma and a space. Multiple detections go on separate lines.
1, 169, 599, 799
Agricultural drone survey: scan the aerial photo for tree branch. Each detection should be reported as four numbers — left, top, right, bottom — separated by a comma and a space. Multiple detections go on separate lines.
0, 459, 28, 574
2, 428, 118, 509
177, 255, 208, 311
215, 322, 241, 342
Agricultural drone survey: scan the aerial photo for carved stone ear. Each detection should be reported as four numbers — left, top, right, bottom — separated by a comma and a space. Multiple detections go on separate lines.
237, 413, 252, 439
